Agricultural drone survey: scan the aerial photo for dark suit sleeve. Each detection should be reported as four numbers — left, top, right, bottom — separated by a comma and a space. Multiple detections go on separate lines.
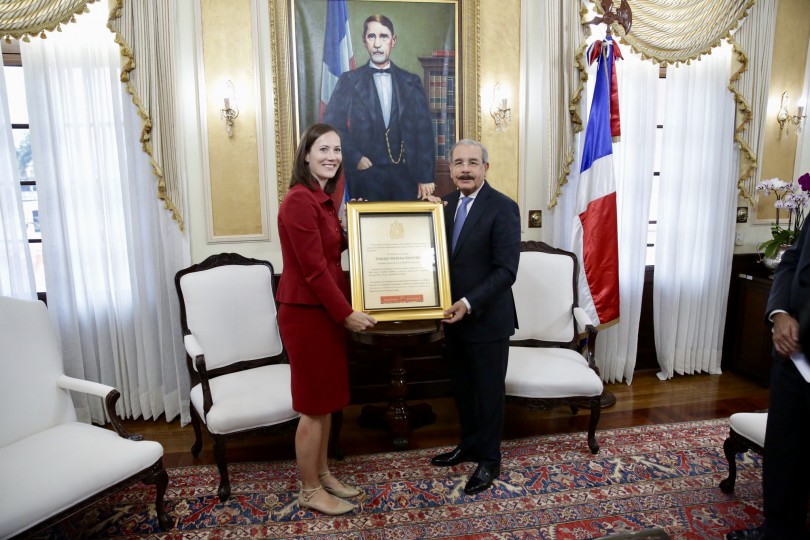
465, 196, 521, 311
323, 73, 364, 170
766, 221, 807, 317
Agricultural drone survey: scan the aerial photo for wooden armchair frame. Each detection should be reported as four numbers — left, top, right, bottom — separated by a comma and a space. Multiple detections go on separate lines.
505, 241, 603, 454
0, 296, 172, 538
175, 253, 344, 502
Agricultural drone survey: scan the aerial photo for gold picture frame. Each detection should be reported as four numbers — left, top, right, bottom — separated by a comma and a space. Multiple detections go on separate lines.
346, 201, 452, 322
268, 0, 480, 204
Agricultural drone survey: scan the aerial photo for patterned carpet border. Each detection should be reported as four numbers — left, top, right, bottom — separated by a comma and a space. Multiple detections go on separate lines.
43, 419, 764, 539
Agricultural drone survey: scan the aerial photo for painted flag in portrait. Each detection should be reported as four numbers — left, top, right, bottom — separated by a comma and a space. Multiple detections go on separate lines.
320, 0, 355, 211
571, 35, 621, 327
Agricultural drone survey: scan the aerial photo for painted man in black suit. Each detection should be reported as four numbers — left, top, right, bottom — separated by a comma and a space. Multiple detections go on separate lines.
429, 139, 521, 495
323, 14, 435, 201
728, 219, 810, 540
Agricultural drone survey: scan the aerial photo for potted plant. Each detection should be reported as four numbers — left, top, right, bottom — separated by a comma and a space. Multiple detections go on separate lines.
756, 174, 809, 267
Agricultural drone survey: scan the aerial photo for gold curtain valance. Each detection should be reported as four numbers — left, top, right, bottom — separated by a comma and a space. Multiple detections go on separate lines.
557, 0, 758, 204
604, 0, 755, 65
0, 0, 95, 42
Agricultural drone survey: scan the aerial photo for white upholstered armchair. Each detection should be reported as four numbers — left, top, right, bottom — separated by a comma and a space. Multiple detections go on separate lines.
174, 253, 302, 502
0, 296, 172, 538
505, 241, 605, 454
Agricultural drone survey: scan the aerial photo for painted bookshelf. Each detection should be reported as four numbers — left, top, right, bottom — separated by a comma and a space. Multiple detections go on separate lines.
419, 53, 456, 197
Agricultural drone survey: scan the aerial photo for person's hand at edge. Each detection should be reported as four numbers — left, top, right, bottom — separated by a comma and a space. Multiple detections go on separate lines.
345, 311, 376, 332
421, 194, 444, 204
773, 311, 801, 357
418, 182, 436, 199
443, 300, 468, 324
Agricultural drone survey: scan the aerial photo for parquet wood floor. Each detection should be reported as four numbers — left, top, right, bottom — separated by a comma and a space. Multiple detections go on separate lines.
122, 370, 770, 469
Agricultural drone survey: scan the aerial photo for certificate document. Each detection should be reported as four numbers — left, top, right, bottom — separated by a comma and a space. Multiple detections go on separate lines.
346, 201, 452, 322
358, 214, 439, 310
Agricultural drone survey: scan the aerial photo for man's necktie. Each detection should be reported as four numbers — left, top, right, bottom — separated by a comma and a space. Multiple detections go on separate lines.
373, 68, 392, 74
452, 196, 471, 252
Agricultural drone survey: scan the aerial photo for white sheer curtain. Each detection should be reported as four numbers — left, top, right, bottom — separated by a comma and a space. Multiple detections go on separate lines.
21, 0, 190, 424
0, 55, 37, 299
654, 42, 738, 379
595, 45, 659, 384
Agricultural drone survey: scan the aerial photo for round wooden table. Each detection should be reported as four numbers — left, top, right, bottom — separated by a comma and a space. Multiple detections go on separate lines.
349, 319, 444, 450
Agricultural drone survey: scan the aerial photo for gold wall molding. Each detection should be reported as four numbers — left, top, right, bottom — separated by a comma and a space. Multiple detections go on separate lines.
199, 0, 268, 241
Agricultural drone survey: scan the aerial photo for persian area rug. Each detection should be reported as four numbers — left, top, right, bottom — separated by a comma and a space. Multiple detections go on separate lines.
43, 419, 764, 540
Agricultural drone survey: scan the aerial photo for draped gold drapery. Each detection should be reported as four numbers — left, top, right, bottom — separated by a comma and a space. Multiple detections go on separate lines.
546, 1, 589, 209
0, 0, 183, 230
0, 0, 94, 41
107, 0, 184, 230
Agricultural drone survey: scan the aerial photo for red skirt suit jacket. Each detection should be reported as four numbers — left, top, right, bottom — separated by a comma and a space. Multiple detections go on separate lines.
277, 184, 354, 414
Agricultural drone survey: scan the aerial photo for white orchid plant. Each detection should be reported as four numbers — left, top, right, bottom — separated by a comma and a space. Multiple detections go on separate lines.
755, 173, 810, 258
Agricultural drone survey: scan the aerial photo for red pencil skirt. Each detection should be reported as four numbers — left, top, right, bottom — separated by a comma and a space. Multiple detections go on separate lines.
278, 303, 350, 415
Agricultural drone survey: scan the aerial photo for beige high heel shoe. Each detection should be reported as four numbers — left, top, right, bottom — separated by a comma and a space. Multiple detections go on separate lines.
298, 486, 355, 515
319, 471, 362, 498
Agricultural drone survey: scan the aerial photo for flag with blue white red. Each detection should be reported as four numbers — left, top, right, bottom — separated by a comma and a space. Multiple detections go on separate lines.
571, 35, 621, 327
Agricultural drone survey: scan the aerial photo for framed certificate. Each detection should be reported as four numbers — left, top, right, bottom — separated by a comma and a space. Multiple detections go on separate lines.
346, 201, 452, 321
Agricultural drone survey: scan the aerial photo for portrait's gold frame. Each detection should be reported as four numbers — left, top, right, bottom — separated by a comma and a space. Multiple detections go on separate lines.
268, 0, 481, 204
346, 201, 452, 322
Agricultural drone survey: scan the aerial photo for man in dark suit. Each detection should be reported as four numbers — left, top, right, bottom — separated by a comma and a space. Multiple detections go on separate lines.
728, 219, 810, 540
429, 139, 521, 495
323, 14, 435, 202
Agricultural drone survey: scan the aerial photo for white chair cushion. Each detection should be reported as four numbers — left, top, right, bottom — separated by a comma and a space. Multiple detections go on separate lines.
190, 364, 299, 434
511, 251, 576, 343
506, 346, 604, 399
0, 422, 163, 539
729, 412, 767, 447
179, 264, 283, 370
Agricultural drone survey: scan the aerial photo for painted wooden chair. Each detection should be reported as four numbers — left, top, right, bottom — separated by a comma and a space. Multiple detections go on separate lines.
0, 296, 172, 538
720, 411, 767, 493
505, 241, 604, 454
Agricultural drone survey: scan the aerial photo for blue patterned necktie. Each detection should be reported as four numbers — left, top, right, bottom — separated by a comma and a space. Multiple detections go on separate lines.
452, 196, 471, 251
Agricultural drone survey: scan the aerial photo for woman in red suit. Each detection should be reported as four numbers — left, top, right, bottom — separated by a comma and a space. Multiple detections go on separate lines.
277, 123, 376, 515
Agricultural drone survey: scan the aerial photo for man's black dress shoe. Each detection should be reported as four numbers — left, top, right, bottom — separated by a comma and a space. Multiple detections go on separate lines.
430, 447, 473, 467
726, 527, 767, 540
463, 463, 500, 495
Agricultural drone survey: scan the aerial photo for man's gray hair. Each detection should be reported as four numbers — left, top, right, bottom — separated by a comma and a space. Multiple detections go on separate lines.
451, 139, 489, 164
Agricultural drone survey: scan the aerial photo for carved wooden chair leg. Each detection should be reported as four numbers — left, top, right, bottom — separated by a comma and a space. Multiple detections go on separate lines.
213, 436, 231, 502
142, 463, 173, 530
720, 435, 749, 494
587, 396, 601, 454
190, 409, 204, 456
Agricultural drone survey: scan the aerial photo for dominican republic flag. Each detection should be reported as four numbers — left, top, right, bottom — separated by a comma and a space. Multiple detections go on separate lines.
320, 0, 355, 211
571, 36, 621, 327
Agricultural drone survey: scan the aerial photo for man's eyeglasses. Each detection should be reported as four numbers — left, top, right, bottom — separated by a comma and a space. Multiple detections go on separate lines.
451, 160, 483, 168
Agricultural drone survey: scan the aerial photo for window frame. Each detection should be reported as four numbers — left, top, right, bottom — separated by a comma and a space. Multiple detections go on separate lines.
3, 42, 46, 300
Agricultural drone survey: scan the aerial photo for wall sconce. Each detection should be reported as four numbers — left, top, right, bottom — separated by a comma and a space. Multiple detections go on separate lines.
776, 91, 805, 136
490, 83, 512, 132
220, 80, 239, 138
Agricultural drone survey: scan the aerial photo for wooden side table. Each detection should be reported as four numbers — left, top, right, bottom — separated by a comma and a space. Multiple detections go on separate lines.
349, 319, 444, 450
